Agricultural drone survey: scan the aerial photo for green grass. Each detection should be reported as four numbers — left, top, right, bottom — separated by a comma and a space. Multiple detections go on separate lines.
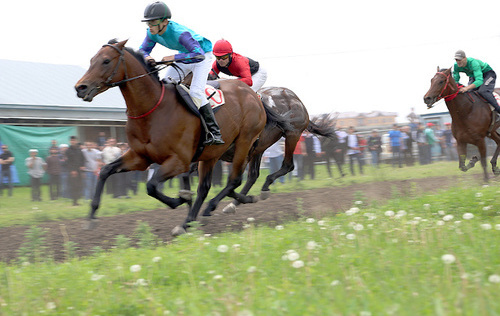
1, 161, 499, 315
0, 161, 482, 228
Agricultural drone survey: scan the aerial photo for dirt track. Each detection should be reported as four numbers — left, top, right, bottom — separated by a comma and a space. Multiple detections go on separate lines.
0, 174, 480, 263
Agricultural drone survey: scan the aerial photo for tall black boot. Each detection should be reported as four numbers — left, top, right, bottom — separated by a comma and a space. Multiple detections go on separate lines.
199, 104, 225, 145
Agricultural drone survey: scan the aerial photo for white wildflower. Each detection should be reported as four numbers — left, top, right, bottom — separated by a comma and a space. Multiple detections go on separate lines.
354, 201, 363, 205
247, 217, 255, 222
488, 274, 500, 283
423, 204, 431, 210
443, 215, 454, 221
462, 213, 474, 220
441, 254, 456, 264
305, 218, 315, 223
217, 245, 229, 253
247, 266, 257, 273
495, 224, 500, 230
437, 220, 445, 226
46, 302, 56, 310
135, 278, 148, 286
317, 220, 326, 226
275, 225, 284, 230
483, 206, 492, 211
330, 280, 340, 286
438, 210, 446, 216
152, 256, 162, 263
213, 275, 223, 280
481, 223, 492, 230
292, 260, 304, 268
346, 233, 356, 240
90, 274, 104, 281
287, 251, 300, 261
130, 265, 141, 273
384, 210, 395, 217
353, 223, 364, 231
306, 241, 318, 250
397, 210, 407, 216
475, 192, 483, 198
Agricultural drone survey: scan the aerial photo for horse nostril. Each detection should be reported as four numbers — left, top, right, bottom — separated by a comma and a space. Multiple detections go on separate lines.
76, 85, 87, 92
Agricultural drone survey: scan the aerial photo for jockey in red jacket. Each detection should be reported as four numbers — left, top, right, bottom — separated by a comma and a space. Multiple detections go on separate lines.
209, 39, 267, 92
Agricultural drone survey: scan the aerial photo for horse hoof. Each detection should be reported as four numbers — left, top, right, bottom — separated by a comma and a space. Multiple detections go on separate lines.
83, 219, 98, 230
260, 190, 271, 200
222, 203, 237, 214
171, 226, 187, 236
179, 190, 194, 201
250, 195, 259, 203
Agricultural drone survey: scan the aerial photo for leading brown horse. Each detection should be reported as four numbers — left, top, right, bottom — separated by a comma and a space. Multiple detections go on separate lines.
75, 40, 273, 235
423, 67, 500, 182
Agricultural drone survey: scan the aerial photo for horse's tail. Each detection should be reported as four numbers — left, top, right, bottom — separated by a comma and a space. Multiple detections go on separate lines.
307, 120, 337, 139
262, 99, 294, 132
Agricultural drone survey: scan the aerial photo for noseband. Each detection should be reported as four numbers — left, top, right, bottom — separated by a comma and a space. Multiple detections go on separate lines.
435, 71, 459, 102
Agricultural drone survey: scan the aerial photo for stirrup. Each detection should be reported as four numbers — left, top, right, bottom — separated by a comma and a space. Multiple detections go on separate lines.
203, 132, 224, 146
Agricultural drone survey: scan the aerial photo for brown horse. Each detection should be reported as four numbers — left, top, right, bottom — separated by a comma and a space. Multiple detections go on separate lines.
75, 39, 272, 234
423, 67, 500, 182
213, 87, 337, 215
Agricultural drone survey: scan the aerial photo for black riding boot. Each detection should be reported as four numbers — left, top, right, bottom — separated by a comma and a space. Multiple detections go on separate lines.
199, 104, 225, 145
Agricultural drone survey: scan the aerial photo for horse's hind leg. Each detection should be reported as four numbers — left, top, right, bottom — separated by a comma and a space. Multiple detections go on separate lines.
488, 132, 500, 175
221, 153, 263, 214
260, 135, 298, 199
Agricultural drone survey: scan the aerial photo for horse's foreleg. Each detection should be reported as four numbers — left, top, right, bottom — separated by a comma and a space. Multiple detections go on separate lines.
457, 142, 468, 172
476, 140, 489, 182
177, 160, 217, 234
87, 152, 149, 229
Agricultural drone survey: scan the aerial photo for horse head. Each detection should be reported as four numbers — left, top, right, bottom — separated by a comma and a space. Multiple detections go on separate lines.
423, 67, 457, 108
75, 39, 130, 102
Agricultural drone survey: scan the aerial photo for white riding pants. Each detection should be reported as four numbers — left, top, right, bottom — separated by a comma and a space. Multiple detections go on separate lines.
250, 67, 268, 92
163, 52, 213, 108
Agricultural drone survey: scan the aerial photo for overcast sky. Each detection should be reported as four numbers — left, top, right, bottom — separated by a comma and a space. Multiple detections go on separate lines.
1, 0, 500, 122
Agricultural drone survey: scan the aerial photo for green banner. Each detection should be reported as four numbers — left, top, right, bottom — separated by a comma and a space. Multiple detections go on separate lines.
0, 125, 77, 186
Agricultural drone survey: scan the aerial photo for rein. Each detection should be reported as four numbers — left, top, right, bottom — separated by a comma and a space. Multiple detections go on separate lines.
435, 72, 459, 102
102, 44, 167, 88
101, 44, 167, 119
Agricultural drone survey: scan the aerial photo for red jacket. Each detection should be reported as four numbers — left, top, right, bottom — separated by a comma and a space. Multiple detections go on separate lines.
210, 52, 259, 86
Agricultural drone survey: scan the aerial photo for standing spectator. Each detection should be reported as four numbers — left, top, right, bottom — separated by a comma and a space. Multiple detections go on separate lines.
264, 138, 285, 184
442, 123, 457, 161
303, 131, 322, 180
66, 136, 85, 206
424, 123, 438, 163
291, 134, 305, 181
25, 149, 46, 202
335, 127, 348, 175
101, 138, 122, 198
0, 144, 15, 197
97, 131, 107, 150
358, 135, 367, 169
346, 127, 363, 175
49, 139, 59, 155
388, 124, 402, 168
58, 144, 70, 198
116, 143, 131, 198
401, 126, 414, 166
45, 147, 62, 200
415, 123, 428, 165
367, 130, 382, 168
82, 141, 102, 200
406, 107, 420, 131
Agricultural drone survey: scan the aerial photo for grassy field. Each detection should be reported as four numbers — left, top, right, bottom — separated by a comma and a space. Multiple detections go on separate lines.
0, 161, 481, 228
2, 161, 499, 315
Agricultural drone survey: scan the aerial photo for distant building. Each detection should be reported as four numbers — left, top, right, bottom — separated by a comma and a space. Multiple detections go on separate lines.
330, 111, 398, 130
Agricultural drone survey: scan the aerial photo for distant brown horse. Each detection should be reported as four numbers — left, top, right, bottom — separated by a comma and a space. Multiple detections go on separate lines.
423, 67, 500, 182
75, 40, 278, 235
213, 87, 337, 215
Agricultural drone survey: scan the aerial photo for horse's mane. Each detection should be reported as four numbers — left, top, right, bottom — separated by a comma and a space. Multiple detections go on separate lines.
107, 39, 160, 82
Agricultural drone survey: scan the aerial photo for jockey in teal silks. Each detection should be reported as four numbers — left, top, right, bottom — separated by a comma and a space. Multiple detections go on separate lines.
139, 1, 224, 145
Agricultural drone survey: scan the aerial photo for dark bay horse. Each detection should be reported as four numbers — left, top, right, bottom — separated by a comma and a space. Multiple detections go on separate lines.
75, 40, 274, 234
208, 87, 337, 215
423, 67, 500, 182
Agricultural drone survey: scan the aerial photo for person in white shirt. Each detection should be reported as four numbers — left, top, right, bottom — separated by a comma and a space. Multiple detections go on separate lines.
25, 149, 46, 201
82, 141, 102, 200
346, 126, 363, 175
100, 138, 122, 198
263, 138, 285, 183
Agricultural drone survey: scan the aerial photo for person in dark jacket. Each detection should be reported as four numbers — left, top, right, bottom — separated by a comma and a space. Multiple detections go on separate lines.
65, 136, 85, 206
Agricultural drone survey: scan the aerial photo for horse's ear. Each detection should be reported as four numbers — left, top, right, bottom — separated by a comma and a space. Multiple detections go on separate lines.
437, 66, 440, 72
117, 39, 129, 49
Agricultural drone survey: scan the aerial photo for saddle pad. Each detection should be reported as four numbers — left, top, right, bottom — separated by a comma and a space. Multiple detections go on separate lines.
488, 92, 500, 111
204, 86, 225, 109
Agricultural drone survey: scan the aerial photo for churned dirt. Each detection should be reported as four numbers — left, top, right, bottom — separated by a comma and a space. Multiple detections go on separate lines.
0, 174, 482, 263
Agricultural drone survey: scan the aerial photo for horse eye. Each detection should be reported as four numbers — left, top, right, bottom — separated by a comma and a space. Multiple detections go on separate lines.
103, 59, 111, 65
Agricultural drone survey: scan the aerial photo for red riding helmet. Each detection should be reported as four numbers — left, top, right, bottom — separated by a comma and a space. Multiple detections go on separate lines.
213, 39, 233, 57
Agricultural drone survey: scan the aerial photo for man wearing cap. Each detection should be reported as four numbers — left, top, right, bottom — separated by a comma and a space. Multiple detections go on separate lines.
424, 123, 438, 163
25, 149, 46, 201
453, 50, 500, 114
